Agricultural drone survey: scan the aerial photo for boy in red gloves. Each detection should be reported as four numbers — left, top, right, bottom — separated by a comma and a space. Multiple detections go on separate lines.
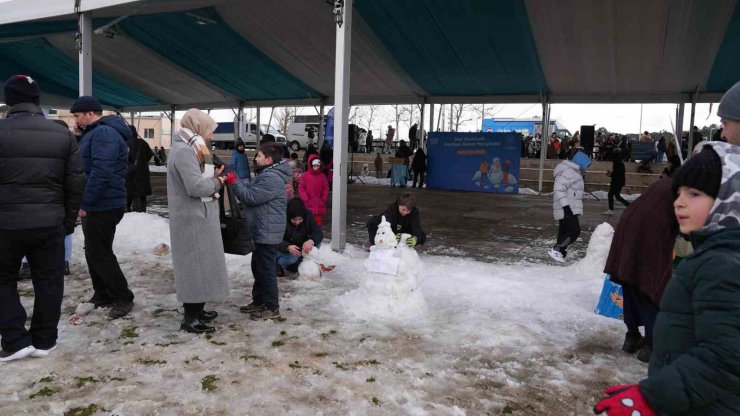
594, 143, 740, 415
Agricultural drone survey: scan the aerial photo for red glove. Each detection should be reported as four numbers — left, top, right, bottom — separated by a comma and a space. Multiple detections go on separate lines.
594, 385, 655, 416
225, 171, 238, 185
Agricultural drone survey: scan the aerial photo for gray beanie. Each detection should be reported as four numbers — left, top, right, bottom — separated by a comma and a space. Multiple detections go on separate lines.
717, 81, 740, 122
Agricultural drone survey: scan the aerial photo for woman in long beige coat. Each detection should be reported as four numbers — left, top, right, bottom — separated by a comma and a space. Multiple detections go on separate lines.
167, 109, 229, 334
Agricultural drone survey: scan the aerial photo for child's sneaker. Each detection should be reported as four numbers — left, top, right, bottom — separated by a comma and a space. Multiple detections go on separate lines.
603, 209, 615, 215
548, 248, 566, 264
250, 307, 281, 321
0, 345, 35, 362
31, 344, 57, 358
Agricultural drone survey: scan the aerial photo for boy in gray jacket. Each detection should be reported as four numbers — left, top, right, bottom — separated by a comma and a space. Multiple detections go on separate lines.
228, 143, 292, 319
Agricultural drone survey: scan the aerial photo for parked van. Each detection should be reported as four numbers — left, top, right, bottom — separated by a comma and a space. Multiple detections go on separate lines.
285, 115, 326, 151
212, 121, 286, 150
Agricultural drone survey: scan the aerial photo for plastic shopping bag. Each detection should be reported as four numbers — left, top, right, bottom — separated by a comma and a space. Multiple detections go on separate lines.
594, 274, 624, 320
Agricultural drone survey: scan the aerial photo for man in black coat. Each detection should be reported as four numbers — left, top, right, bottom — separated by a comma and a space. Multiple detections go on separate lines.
126, 126, 154, 212
277, 198, 323, 276
0, 75, 86, 362
408, 123, 418, 150
367, 193, 426, 247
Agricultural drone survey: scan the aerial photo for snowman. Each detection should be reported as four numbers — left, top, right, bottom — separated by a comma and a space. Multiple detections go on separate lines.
488, 157, 518, 192
338, 216, 426, 320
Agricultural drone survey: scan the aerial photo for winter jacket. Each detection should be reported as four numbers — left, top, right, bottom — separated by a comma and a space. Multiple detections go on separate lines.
79, 115, 131, 212
552, 160, 584, 220
609, 155, 626, 187
126, 138, 154, 197
299, 154, 329, 217
374, 155, 384, 172
166, 136, 229, 303
604, 178, 678, 304
232, 159, 293, 244
227, 149, 251, 180
367, 201, 426, 245
279, 198, 323, 252
0, 103, 86, 231
411, 149, 427, 173
395, 143, 413, 164
640, 142, 740, 416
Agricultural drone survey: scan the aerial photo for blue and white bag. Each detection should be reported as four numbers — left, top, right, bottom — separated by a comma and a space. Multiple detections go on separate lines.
594, 274, 624, 320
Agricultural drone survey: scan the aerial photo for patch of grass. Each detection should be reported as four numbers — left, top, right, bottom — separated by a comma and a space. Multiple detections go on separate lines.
371, 397, 381, 406
239, 354, 261, 361
29, 386, 58, 399
109, 377, 125, 382
332, 361, 348, 371
201, 375, 218, 392
279, 330, 287, 336
271, 340, 285, 347
209, 340, 226, 346
184, 356, 202, 364
501, 405, 514, 414
366, 377, 376, 383
38, 376, 54, 384
275, 316, 286, 322
135, 358, 166, 365
19, 290, 34, 297
359, 336, 369, 343
154, 342, 179, 348
288, 361, 303, 369
312, 352, 329, 358
64, 404, 98, 416
355, 359, 380, 366
74, 376, 99, 388
120, 327, 138, 339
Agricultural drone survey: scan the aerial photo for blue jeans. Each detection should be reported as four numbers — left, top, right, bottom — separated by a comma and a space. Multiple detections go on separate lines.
251, 243, 279, 310
657, 151, 665, 163
277, 242, 321, 269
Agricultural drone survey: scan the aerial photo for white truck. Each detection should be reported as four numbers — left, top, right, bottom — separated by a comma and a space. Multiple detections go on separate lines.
212, 121, 286, 150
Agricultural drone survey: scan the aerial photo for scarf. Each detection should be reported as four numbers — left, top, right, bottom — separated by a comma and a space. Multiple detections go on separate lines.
178, 127, 219, 202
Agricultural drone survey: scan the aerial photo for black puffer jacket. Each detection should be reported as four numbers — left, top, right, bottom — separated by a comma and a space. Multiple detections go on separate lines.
367, 200, 426, 245
0, 103, 86, 231
278, 198, 323, 252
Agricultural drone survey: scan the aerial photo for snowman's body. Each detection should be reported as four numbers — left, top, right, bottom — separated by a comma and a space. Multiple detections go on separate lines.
338, 216, 426, 320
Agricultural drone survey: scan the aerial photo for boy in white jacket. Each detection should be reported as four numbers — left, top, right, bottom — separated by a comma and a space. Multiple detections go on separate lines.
549, 150, 592, 263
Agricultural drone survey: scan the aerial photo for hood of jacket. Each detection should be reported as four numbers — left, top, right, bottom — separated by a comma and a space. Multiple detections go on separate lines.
553, 160, 581, 177
307, 154, 323, 174
701, 142, 740, 234
89, 115, 133, 142
258, 159, 293, 184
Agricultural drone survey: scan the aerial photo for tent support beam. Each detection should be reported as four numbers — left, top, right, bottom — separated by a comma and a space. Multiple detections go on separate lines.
78, 11, 92, 96
237, 102, 244, 141
419, 97, 426, 150
676, 103, 685, 160
256, 107, 261, 144
428, 103, 434, 151
688, 90, 698, 156
331, 0, 352, 252
169, 105, 176, 149
537, 94, 550, 193
318, 97, 326, 149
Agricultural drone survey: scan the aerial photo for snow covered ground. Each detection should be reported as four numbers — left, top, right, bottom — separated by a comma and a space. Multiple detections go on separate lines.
1, 214, 647, 415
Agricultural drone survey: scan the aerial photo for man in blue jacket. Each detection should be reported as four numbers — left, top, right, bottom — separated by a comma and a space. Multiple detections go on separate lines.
71, 96, 134, 319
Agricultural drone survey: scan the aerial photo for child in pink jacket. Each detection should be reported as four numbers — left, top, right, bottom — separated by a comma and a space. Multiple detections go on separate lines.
299, 154, 329, 226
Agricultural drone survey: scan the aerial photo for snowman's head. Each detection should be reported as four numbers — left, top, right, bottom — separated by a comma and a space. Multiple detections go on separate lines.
374, 215, 397, 248
491, 157, 501, 171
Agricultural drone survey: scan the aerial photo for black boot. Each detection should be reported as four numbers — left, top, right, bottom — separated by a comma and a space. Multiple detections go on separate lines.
180, 318, 216, 334
622, 331, 643, 354
64, 261, 70, 276
637, 344, 653, 363
276, 263, 285, 277
198, 310, 218, 322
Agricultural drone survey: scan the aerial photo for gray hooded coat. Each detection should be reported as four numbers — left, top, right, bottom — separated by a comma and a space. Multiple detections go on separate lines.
166, 135, 230, 303
232, 160, 293, 245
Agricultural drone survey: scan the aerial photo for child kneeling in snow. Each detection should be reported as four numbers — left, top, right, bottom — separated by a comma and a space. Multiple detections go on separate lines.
548, 150, 591, 263
594, 143, 740, 416
367, 193, 426, 248
277, 198, 323, 277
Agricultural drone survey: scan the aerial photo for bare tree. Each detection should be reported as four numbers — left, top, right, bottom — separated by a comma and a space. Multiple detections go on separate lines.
470, 104, 499, 131
451, 104, 474, 132
390, 104, 403, 140
359, 105, 382, 136
274, 107, 294, 134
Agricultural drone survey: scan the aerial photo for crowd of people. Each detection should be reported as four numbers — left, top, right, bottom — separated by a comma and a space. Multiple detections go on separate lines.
2, 72, 740, 414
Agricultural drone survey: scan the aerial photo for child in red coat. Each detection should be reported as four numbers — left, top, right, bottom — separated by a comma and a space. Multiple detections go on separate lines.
298, 154, 329, 226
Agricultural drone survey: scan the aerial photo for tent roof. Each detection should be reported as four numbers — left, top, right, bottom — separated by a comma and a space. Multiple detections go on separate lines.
0, 0, 737, 110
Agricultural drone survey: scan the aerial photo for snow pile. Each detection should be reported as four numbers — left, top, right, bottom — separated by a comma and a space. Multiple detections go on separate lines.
570, 222, 614, 278
336, 219, 427, 321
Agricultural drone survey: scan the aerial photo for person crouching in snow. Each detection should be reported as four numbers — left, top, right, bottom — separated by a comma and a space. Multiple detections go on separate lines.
367, 193, 426, 248
276, 198, 323, 278
594, 142, 740, 416
298, 154, 329, 226
226, 142, 292, 320
548, 150, 591, 263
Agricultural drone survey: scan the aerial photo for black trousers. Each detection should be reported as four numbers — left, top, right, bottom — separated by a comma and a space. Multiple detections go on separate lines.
412, 171, 425, 188
183, 302, 205, 321
0, 226, 65, 352
553, 214, 581, 256
127, 196, 147, 213
621, 282, 659, 346
251, 243, 279, 310
81, 208, 134, 304
608, 184, 630, 210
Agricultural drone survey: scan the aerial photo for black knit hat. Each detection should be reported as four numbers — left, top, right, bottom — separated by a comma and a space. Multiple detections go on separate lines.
287, 198, 306, 219
70, 95, 102, 113
4, 75, 40, 106
672, 146, 722, 198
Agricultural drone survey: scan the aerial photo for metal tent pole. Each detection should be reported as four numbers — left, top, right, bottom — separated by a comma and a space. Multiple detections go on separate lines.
168, 105, 176, 148
537, 95, 549, 193
676, 102, 685, 160
331, 0, 352, 252
256, 107, 261, 144
419, 97, 425, 150
688, 92, 698, 156
318, 97, 326, 149
78, 11, 92, 96
237, 102, 244, 140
